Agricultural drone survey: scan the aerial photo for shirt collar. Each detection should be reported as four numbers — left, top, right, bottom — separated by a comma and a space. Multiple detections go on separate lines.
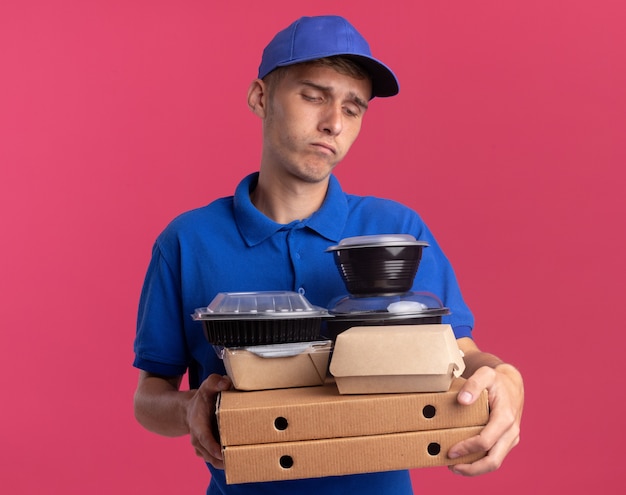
234, 172, 348, 247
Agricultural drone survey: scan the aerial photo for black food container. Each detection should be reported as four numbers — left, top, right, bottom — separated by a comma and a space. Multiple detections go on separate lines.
324, 291, 451, 341
193, 291, 329, 347
326, 234, 429, 296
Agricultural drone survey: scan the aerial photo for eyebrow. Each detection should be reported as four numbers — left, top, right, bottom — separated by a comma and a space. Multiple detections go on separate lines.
300, 80, 369, 111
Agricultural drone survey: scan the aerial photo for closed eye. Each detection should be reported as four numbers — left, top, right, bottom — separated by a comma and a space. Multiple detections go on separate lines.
344, 104, 362, 118
302, 92, 323, 102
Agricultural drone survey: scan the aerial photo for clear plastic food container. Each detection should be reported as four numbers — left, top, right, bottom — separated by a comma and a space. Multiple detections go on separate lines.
193, 291, 329, 346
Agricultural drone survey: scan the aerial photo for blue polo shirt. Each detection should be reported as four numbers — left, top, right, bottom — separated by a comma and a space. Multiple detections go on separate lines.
133, 172, 474, 494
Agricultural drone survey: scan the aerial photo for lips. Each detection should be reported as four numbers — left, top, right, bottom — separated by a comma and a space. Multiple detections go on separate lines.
311, 142, 336, 155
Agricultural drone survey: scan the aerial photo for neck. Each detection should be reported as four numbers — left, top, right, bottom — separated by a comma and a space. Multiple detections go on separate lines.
251, 172, 329, 224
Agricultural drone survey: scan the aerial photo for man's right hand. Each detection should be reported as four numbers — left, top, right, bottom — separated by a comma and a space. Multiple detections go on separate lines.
186, 374, 232, 469
134, 371, 232, 470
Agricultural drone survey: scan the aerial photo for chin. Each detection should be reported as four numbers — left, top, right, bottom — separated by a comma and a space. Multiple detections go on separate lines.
297, 169, 333, 184
296, 162, 337, 183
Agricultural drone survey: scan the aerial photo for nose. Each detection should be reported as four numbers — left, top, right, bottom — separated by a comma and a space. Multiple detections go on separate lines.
318, 103, 343, 136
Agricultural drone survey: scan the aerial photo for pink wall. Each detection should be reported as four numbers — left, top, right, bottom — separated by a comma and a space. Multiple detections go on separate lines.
1, 1, 624, 493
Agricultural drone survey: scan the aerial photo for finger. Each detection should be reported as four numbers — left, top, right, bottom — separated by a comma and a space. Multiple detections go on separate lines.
448, 418, 520, 476
448, 453, 501, 477
199, 373, 232, 394
191, 427, 225, 469
448, 427, 518, 476
457, 366, 496, 405
448, 393, 518, 457
193, 446, 225, 470
447, 428, 492, 461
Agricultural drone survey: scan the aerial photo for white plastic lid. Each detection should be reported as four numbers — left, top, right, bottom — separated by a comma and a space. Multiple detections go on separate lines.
244, 340, 332, 358
327, 291, 449, 317
326, 234, 429, 251
193, 291, 328, 320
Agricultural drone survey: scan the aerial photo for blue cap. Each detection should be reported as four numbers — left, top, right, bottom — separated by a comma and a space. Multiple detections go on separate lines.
258, 15, 399, 98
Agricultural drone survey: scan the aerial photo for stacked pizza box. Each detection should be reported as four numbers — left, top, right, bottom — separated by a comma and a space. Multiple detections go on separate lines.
217, 324, 488, 485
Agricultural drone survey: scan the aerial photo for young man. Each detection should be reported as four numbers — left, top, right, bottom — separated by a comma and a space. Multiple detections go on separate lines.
133, 15, 524, 495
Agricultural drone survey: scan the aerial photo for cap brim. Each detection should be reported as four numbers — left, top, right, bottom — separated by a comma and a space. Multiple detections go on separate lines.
343, 55, 399, 98
273, 53, 399, 99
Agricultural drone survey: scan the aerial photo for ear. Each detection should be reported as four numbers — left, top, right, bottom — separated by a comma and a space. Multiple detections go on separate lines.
247, 79, 268, 118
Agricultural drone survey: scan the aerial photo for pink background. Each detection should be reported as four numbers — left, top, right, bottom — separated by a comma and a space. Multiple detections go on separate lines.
1, 1, 624, 493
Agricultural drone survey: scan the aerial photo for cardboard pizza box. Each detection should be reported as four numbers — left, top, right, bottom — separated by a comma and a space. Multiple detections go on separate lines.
223, 426, 486, 484
217, 377, 488, 446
